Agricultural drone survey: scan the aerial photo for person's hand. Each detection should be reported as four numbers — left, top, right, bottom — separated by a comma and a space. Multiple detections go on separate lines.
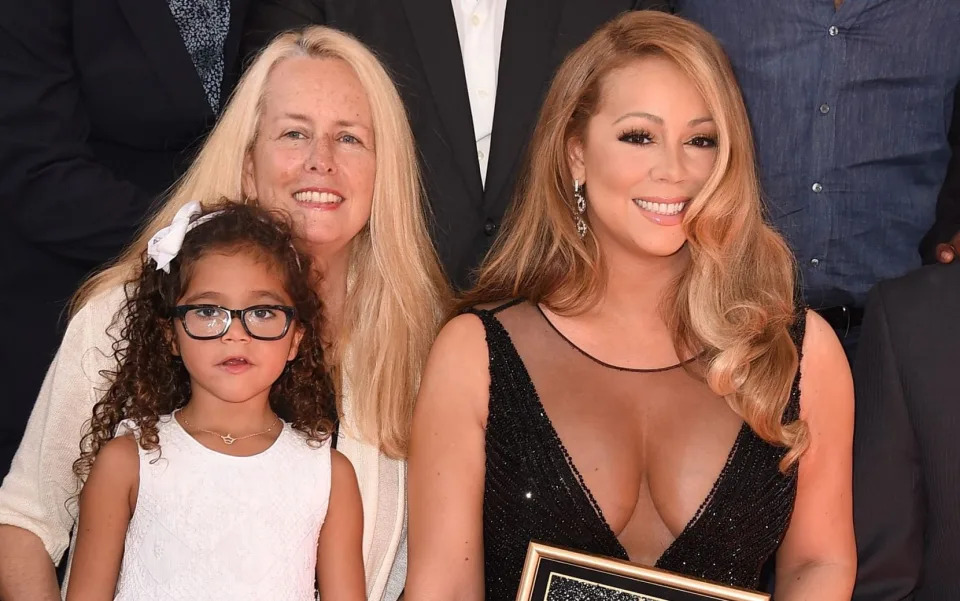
935, 230, 960, 263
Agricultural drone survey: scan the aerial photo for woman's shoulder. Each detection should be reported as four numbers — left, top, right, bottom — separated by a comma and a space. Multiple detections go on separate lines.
418, 306, 499, 420
74, 282, 128, 314
66, 283, 130, 338
433, 312, 489, 359
797, 309, 839, 361
43, 283, 130, 389
796, 309, 852, 419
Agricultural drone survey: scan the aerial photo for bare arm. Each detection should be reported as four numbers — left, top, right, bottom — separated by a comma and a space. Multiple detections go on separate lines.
316, 449, 365, 601
64, 435, 138, 601
774, 311, 857, 600
0, 526, 60, 601
405, 314, 490, 601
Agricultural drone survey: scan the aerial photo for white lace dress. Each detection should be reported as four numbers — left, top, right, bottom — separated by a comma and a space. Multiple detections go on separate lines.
112, 414, 331, 600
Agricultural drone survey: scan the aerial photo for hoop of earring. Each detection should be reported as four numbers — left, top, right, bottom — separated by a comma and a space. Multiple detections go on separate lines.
573, 179, 587, 239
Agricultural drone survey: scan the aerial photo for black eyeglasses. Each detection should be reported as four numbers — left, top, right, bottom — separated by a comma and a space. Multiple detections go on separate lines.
172, 305, 297, 341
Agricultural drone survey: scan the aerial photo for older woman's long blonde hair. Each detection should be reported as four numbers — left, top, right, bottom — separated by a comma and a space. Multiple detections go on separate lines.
462, 11, 806, 470
74, 26, 450, 458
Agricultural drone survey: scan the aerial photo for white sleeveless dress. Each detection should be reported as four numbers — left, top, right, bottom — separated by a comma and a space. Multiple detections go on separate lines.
112, 414, 331, 601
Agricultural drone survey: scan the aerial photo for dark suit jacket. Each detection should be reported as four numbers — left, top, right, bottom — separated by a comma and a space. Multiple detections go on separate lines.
243, 0, 667, 289
0, 0, 249, 477
852, 263, 960, 601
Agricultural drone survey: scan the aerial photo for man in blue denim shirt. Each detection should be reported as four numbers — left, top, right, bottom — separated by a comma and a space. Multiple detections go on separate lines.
675, 1, 960, 357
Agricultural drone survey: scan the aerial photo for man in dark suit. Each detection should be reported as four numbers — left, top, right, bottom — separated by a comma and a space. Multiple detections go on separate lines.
852, 73, 960, 600
242, 0, 666, 290
852, 261, 960, 601
0, 0, 250, 486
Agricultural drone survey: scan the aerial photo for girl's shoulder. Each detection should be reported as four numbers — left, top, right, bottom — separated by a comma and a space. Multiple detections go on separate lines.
89, 432, 140, 480
328, 448, 360, 507
330, 448, 355, 481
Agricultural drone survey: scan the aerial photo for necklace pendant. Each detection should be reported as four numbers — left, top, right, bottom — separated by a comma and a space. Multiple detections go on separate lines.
221, 434, 236, 445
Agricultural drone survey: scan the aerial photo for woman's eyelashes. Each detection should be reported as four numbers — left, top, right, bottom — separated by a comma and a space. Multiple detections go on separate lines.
617, 128, 652, 145
616, 128, 718, 148
688, 134, 718, 148
281, 129, 307, 141
278, 130, 365, 147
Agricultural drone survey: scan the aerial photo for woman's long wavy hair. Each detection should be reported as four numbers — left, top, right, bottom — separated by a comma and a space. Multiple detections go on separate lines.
73, 202, 335, 481
72, 27, 449, 458
461, 11, 806, 470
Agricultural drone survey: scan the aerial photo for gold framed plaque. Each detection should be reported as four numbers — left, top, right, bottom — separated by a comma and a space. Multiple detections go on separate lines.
515, 542, 770, 601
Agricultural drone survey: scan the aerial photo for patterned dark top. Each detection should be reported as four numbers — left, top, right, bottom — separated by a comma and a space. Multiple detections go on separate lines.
167, 0, 231, 111
468, 300, 806, 600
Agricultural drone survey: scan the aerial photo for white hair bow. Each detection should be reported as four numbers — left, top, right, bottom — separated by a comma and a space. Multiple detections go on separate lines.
146, 201, 221, 273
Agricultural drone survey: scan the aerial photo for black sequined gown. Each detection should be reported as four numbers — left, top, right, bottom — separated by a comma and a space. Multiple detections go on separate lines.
466, 300, 805, 601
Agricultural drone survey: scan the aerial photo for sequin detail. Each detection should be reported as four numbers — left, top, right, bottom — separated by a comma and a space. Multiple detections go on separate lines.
470, 301, 805, 601
167, 0, 230, 111
545, 574, 657, 600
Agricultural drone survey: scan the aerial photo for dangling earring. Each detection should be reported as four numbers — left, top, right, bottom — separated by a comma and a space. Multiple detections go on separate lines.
573, 179, 587, 239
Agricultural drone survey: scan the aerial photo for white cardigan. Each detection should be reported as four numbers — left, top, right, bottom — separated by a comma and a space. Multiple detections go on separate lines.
0, 285, 406, 601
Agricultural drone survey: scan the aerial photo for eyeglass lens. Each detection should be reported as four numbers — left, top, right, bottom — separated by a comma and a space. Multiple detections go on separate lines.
182, 306, 290, 339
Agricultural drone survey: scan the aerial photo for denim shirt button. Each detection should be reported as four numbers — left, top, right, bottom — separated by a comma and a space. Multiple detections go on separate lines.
811, 182, 823, 193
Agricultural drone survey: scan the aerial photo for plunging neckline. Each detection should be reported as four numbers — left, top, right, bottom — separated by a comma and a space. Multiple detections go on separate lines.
488, 310, 750, 567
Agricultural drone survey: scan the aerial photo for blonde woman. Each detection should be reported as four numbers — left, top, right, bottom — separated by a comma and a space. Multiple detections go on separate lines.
407, 11, 855, 601
0, 26, 448, 601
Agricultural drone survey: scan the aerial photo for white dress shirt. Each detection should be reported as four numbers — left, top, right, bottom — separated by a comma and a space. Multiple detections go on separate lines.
451, 0, 508, 188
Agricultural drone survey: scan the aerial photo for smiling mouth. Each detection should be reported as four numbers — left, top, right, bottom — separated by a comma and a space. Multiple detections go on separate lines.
633, 199, 687, 216
293, 191, 344, 205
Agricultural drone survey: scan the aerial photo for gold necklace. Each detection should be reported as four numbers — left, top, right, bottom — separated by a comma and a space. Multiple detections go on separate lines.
178, 410, 280, 445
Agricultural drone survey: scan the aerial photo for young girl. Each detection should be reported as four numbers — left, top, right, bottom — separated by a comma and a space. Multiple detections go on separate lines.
64, 202, 365, 601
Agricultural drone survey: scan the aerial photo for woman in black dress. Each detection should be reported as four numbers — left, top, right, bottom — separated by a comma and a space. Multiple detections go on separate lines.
406, 11, 855, 601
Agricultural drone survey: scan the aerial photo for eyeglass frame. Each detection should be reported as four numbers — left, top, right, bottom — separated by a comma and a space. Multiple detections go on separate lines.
171, 304, 298, 341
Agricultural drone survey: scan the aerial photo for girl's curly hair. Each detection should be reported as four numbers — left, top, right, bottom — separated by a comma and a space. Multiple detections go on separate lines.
73, 201, 336, 482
